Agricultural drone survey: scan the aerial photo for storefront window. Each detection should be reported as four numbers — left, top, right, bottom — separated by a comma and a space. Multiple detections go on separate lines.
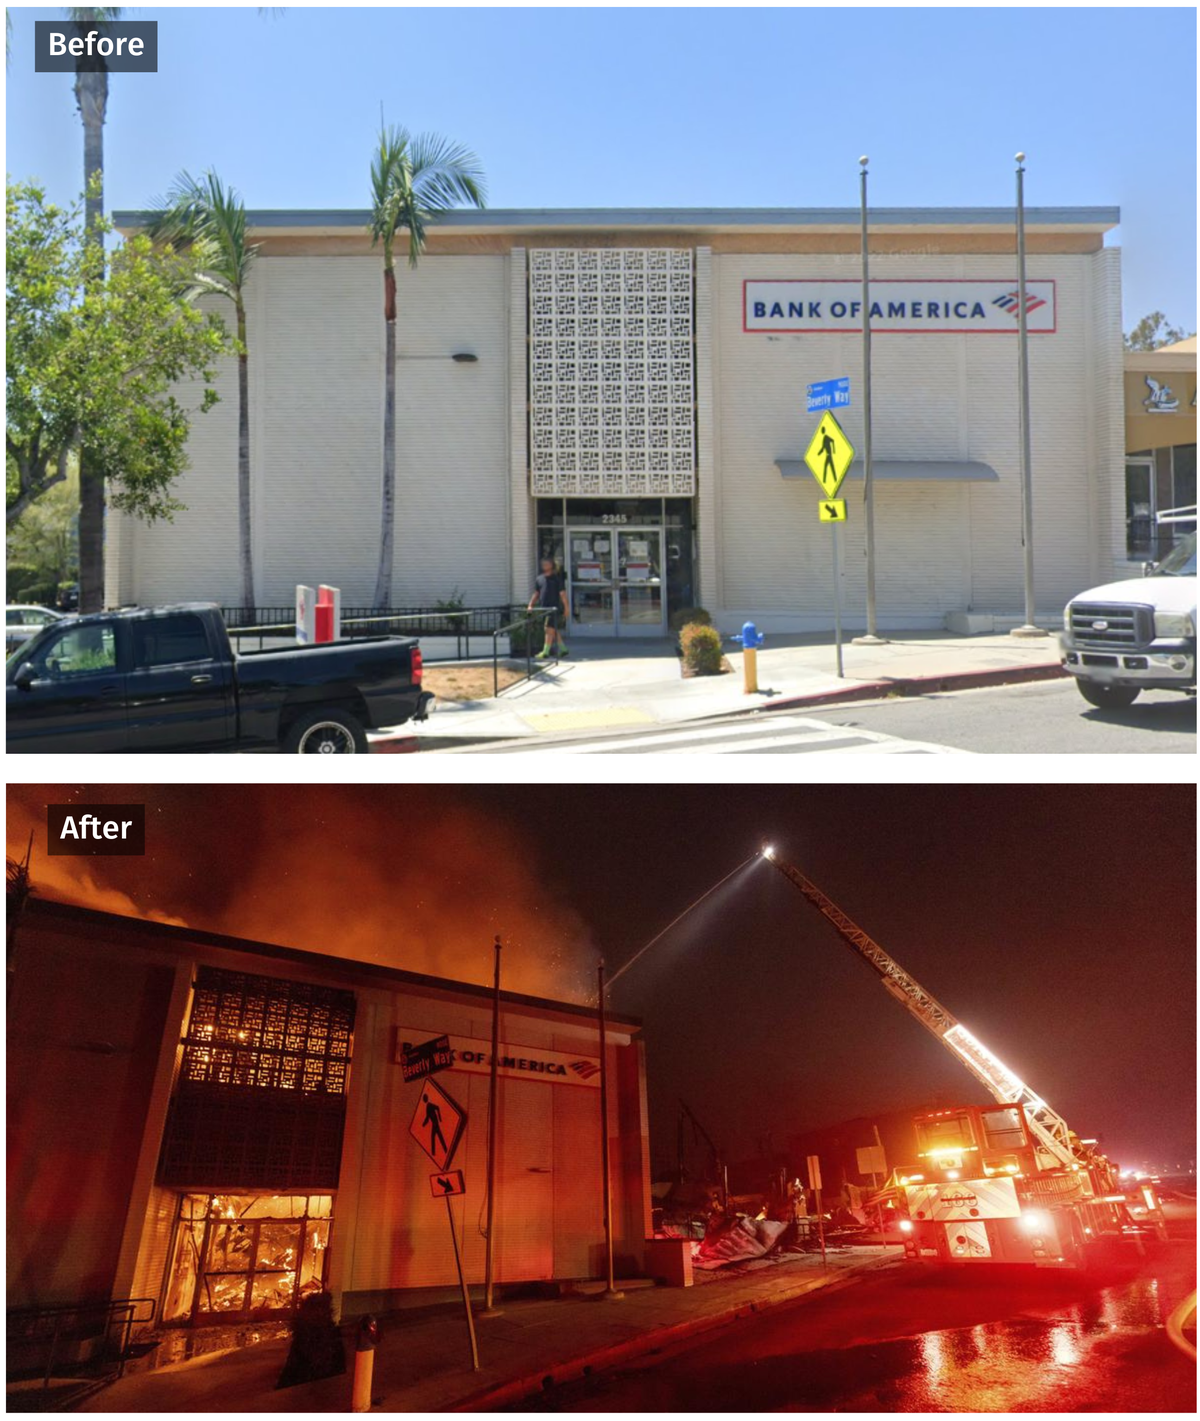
1125, 456, 1156, 558
164, 1193, 333, 1324
1172, 444, 1197, 512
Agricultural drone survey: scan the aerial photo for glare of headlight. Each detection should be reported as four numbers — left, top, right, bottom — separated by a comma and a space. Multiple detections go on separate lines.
762, 845, 776, 860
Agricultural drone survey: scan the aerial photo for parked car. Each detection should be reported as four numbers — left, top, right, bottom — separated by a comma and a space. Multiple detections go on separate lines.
6, 602, 433, 753
6, 604, 67, 657
1059, 514, 1196, 710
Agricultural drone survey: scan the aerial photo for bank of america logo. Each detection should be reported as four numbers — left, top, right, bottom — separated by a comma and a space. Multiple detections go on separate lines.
992, 290, 1047, 318
570, 1059, 601, 1080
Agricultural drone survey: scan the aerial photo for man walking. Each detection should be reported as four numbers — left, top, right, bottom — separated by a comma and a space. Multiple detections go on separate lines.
528, 556, 570, 660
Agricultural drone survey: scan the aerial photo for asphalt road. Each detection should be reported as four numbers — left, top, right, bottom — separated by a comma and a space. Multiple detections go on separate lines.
815, 678, 1196, 754
518, 1239, 1196, 1413
445, 678, 1195, 754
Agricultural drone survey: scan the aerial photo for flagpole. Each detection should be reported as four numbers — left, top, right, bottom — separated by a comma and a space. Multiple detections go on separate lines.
1012, 151, 1046, 637
854, 154, 886, 646
481, 934, 503, 1315
597, 960, 623, 1300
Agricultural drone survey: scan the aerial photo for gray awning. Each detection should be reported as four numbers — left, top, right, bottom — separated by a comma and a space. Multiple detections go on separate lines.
776, 458, 999, 482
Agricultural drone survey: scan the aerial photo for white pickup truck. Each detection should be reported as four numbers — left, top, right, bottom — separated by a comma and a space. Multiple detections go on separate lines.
1059, 507, 1196, 710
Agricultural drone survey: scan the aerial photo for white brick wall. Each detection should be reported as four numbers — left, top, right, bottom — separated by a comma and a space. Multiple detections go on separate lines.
712, 247, 1124, 630
109, 253, 511, 611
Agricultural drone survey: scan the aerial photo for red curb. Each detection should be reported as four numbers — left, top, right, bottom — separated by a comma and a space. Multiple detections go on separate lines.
369, 736, 421, 753
448, 1257, 894, 1412
762, 660, 1066, 713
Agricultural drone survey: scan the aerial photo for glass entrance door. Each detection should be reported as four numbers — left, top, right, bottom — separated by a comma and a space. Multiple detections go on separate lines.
567, 527, 665, 637
616, 530, 664, 635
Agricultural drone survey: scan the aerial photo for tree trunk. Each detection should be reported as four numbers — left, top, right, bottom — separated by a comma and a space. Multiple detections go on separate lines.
236, 300, 255, 611
373, 268, 397, 610
75, 57, 108, 613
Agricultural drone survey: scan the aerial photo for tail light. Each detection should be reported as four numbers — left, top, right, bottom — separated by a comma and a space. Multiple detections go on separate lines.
412, 648, 423, 684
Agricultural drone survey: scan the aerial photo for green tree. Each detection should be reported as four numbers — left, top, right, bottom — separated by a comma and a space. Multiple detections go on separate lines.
1124, 311, 1194, 352
369, 124, 486, 609
7, 462, 79, 600
4, 6, 282, 607
149, 170, 260, 609
7, 180, 233, 531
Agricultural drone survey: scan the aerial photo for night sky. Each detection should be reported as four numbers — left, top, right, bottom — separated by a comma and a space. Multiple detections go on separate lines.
7, 784, 1195, 1175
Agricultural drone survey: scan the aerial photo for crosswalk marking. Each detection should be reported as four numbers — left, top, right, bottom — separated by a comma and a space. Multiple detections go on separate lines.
449, 713, 966, 755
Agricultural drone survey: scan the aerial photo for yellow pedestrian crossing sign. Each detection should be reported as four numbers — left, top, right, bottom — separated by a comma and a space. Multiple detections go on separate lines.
804, 412, 855, 498
818, 499, 846, 523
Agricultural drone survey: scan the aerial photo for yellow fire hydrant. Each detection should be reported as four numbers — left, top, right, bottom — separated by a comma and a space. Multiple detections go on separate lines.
732, 621, 765, 694
352, 1314, 379, 1412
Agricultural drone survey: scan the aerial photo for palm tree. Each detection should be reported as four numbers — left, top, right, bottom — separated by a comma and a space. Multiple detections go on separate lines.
369, 125, 485, 609
38, 6, 282, 609
149, 171, 259, 609
67, 6, 122, 612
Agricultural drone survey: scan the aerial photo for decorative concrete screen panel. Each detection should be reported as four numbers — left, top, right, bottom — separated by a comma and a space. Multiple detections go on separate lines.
529, 248, 696, 497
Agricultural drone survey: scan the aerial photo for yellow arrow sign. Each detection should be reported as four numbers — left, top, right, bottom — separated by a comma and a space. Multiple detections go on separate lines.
804, 412, 856, 498
818, 499, 847, 523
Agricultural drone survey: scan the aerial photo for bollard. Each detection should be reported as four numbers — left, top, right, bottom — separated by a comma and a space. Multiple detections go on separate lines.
730, 621, 765, 695
351, 1314, 379, 1413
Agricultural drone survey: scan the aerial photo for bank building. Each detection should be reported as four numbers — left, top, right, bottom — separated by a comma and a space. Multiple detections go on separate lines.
109, 204, 1131, 635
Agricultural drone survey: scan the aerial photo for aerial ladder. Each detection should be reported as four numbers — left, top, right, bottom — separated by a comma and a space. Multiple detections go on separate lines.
762, 846, 1166, 1266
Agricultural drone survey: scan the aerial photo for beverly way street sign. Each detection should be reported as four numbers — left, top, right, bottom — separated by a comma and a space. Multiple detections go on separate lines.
429, 1169, 466, 1198
409, 1077, 467, 1171
818, 499, 847, 523
804, 411, 856, 499
400, 1033, 453, 1083
807, 376, 851, 413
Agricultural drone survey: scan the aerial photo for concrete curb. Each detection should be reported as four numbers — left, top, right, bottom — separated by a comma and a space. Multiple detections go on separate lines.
447, 1255, 896, 1412
760, 660, 1067, 713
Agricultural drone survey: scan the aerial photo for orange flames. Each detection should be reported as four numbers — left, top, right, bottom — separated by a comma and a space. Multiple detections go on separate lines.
6, 787, 594, 1002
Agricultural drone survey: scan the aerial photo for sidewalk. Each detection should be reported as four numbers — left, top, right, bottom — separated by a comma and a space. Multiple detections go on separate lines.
379, 630, 1065, 749
80, 1249, 898, 1413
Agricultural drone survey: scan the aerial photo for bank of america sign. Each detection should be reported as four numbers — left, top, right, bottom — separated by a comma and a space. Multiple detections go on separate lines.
744, 279, 1057, 334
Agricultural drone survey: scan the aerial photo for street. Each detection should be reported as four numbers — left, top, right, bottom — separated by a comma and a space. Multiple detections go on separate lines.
440, 679, 1196, 754
517, 1238, 1197, 1413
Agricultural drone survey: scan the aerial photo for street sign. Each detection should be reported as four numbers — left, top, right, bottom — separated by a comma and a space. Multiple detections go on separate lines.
804, 412, 856, 498
818, 499, 846, 524
409, 1077, 466, 1171
400, 1033, 453, 1083
429, 1169, 466, 1198
856, 1144, 887, 1177
806, 376, 850, 413
806, 1154, 823, 1191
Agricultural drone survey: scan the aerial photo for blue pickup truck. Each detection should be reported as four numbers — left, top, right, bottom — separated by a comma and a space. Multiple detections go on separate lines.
6, 603, 433, 753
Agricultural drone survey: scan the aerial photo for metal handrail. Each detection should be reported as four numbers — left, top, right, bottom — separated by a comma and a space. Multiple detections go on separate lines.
492, 610, 551, 697
7, 1296, 157, 1393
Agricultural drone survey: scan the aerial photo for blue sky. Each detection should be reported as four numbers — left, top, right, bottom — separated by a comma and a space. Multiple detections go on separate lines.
7, 5, 1196, 331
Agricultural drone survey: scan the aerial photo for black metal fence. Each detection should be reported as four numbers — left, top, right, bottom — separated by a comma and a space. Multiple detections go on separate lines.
223, 603, 545, 663
6, 1297, 157, 1407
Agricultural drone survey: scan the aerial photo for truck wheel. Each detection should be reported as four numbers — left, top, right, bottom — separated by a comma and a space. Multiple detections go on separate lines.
1077, 681, 1140, 710
283, 708, 368, 754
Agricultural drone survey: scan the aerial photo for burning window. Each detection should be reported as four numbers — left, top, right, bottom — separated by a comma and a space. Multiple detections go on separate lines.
164, 1193, 333, 1324
180, 969, 353, 1094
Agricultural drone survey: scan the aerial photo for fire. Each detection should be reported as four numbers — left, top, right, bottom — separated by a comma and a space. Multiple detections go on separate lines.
6, 786, 595, 1001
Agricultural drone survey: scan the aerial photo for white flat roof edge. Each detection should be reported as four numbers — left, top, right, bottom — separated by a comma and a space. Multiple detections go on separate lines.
113, 205, 1120, 234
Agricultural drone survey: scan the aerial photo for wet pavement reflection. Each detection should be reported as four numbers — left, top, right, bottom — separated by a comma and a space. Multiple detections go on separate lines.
521, 1240, 1197, 1412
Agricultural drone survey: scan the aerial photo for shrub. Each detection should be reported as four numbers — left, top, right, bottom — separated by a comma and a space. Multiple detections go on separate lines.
7, 563, 57, 606
680, 622, 724, 675
669, 605, 712, 634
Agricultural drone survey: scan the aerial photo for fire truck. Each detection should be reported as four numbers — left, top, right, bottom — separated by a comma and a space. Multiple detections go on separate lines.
763, 847, 1167, 1269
